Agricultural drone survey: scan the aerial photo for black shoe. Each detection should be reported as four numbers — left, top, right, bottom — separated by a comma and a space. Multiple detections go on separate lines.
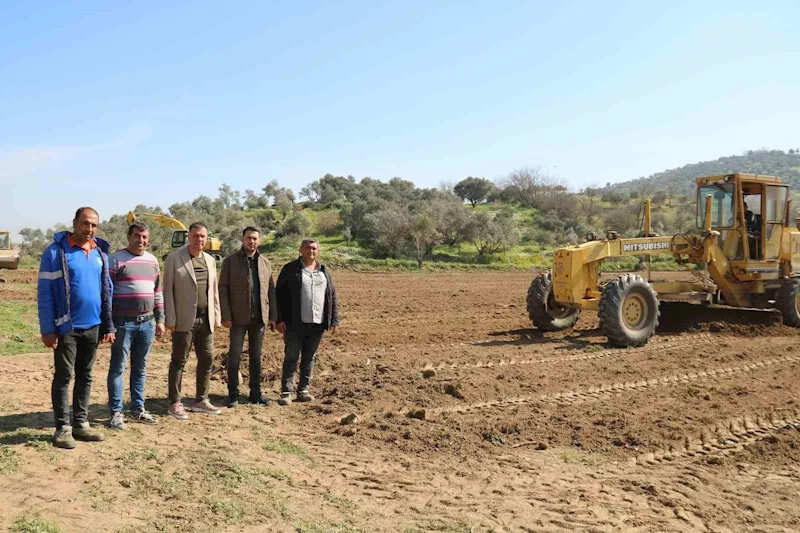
249, 394, 272, 405
227, 396, 239, 408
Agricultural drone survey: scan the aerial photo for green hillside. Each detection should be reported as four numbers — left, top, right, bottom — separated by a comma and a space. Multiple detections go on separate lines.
607, 148, 800, 195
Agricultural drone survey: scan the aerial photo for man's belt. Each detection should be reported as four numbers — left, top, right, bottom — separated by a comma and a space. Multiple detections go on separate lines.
117, 314, 154, 323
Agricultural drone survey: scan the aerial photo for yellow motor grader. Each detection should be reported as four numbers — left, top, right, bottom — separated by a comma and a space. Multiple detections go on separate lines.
527, 173, 800, 347
0, 231, 20, 269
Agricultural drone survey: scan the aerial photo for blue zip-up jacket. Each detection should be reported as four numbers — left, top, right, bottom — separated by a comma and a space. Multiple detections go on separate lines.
37, 231, 116, 336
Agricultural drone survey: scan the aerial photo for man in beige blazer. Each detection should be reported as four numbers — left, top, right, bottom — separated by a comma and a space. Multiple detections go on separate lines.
163, 222, 222, 419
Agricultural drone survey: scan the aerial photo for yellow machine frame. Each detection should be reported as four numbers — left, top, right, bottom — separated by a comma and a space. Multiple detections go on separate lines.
551, 173, 800, 311
126, 211, 224, 258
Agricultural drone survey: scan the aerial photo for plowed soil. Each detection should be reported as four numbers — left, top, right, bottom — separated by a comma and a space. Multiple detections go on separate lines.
2, 269, 800, 532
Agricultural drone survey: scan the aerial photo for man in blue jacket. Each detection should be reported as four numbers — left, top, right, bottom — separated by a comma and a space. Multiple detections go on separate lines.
38, 207, 116, 449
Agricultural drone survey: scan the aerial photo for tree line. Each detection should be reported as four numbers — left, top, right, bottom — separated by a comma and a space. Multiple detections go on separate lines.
25, 151, 797, 267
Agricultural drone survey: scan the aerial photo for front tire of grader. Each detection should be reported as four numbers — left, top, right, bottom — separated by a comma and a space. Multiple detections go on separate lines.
599, 274, 659, 347
526, 270, 581, 331
775, 278, 800, 327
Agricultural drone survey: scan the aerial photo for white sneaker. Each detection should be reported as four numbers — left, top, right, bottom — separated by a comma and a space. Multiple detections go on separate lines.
190, 399, 221, 415
109, 412, 126, 430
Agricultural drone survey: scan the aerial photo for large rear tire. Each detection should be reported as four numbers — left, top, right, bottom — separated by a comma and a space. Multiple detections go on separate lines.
599, 274, 659, 347
526, 270, 581, 331
776, 278, 800, 327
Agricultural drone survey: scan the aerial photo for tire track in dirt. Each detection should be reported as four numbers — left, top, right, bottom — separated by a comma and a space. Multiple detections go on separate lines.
631, 408, 800, 466
407, 338, 799, 419
421, 333, 719, 372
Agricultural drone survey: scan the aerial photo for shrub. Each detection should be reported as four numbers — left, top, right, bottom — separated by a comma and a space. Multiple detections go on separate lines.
316, 210, 341, 236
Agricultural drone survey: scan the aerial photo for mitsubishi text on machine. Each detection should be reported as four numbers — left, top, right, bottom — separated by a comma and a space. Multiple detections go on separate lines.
622, 241, 671, 252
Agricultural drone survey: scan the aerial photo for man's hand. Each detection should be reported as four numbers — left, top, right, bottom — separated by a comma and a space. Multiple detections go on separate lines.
276, 322, 285, 334
156, 323, 166, 337
102, 333, 115, 344
268, 320, 277, 332
223, 320, 232, 328
331, 325, 339, 336
167, 325, 176, 333
41, 333, 58, 349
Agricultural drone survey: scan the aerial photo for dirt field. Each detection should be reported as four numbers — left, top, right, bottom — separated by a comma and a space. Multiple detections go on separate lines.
2, 269, 800, 532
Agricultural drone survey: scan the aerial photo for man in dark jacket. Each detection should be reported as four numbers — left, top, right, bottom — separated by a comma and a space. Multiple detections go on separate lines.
37, 207, 116, 449
275, 238, 339, 405
220, 226, 277, 407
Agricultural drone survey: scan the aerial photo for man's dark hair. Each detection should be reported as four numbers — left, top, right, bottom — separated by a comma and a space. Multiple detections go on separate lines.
127, 221, 149, 237
74, 207, 99, 220
188, 222, 208, 233
242, 226, 261, 236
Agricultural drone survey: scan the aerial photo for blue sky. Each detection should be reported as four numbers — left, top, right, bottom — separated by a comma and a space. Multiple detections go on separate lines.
2, 0, 799, 236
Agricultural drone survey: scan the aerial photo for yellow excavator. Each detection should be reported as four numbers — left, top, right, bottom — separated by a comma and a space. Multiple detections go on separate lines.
0, 231, 20, 269
527, 173, 800, 347
126, 212, 223, 261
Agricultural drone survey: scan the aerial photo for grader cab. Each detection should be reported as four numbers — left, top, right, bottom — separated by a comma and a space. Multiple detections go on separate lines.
527, 173, 800, 347
0, 231, 20, 270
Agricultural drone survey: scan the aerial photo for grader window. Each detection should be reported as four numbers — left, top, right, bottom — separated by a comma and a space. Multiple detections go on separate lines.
0, 233, 8, 250
696, 183, 734, 228
765, 186, 788, 222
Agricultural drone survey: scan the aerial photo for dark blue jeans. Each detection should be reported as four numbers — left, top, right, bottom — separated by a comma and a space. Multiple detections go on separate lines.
107, 317, 156, 414
52, 325, 99, 429
281, 323, 325, 394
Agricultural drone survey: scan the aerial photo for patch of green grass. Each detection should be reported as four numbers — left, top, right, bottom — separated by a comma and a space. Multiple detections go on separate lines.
211, 499, 245, 524
0, 427, 50, 446
0, 445, 21, 474
17, 256, 38, 269
119, 467, 179, 500
9, 509, 63, 533
404, 521, 474, 533
262, 436, 309, 460
294, 521, 365, 533
115, 519, 196, 533
205, 455, 270, 490
116, 449, 178, 500
322, 491, 358, 513
26, 439, 61, 463
82, 482, 115, 510
0, 300, 40, 355
263, 466, 292, 481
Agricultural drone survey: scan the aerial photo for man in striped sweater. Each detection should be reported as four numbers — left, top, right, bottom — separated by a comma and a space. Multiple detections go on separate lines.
106, 221, 165, 429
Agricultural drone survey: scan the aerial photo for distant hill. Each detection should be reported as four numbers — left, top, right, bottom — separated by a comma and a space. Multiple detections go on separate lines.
607, 149, 800, 195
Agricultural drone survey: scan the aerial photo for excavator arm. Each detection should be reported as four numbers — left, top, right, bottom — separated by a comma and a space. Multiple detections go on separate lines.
126, 211, 188, 231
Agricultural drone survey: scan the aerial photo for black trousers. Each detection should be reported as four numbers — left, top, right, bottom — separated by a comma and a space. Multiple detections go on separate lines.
281, 323, 325, 394
227, 319, 265, 398
52, 325, 99, 429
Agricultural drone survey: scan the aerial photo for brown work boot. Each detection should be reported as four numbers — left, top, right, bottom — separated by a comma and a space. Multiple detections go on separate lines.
52, 426, 76, 449
278, 392, 292, 406
296, 390, 314, 403
73, 422, 105, 442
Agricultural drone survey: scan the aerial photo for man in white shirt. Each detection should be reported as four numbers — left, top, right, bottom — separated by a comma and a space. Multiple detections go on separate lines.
275, 239, 339, 406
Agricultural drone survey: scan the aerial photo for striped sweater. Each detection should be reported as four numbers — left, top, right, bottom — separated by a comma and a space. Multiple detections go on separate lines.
108, 249, 165, 323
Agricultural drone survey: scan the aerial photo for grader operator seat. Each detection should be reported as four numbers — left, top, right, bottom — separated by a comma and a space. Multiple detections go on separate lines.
743, 199, 762, 260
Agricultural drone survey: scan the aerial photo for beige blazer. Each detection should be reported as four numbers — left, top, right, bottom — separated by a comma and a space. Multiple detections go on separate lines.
163, 246, 221, 333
